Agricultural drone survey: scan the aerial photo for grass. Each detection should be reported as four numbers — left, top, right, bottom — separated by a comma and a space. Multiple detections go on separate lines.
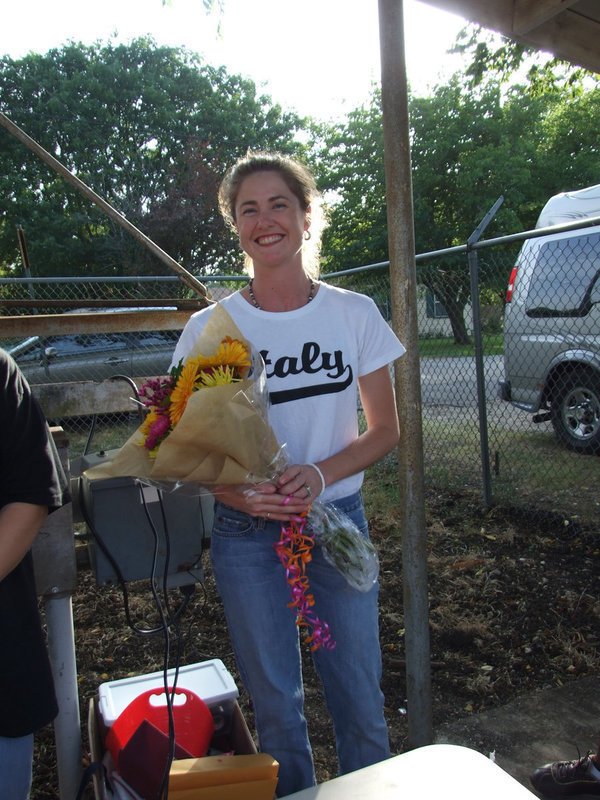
418, 333, 503, 358
364, 416, 600, 528
487, 427, 600, 523
60, 414, 141, 460
420, 417, 600, 525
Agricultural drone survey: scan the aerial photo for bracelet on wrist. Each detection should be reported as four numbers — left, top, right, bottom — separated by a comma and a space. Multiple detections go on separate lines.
307, 462, 326, 496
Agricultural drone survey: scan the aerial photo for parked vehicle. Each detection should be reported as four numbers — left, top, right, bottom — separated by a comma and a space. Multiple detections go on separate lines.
499, 184, 600, 454
7, 309, 181, 386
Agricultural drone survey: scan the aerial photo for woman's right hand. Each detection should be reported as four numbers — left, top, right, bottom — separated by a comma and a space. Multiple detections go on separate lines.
212, 482, 311, 522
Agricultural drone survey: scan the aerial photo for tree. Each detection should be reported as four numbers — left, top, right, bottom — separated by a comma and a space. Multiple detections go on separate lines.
535, 88, 600, 198
313, 96, 388, 273
316, 76, 555, 343
0, 39, 302, 277
409, 75, 561, 342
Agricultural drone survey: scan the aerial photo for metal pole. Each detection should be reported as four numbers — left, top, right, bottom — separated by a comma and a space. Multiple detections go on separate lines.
378, 0, 432, 747
44, 592, 82, 800
467, 196, 504, 508
16, 227, 38, 310
0, 111, 210, 303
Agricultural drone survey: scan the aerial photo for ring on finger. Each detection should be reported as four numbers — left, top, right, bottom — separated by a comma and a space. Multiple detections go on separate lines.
266, 511, 271, 519
304, 483, 312, 497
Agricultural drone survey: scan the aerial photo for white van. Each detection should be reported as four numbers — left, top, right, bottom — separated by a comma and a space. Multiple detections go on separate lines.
499, 184, 600, 454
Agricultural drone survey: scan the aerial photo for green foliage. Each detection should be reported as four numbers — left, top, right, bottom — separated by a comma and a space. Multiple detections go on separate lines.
316, 30, 600, 343
418, 334, 503, 358
312, 95, 388, 272
452, 23, 597, 97
0, 39, 302, 277
535, 88, 600, 197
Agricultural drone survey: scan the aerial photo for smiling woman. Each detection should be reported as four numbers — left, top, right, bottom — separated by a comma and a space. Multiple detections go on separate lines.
168, 150, 406, 797
218, 151, 326, 285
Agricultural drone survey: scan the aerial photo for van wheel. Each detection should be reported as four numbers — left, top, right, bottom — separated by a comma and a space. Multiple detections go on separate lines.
551, 370, 600, 454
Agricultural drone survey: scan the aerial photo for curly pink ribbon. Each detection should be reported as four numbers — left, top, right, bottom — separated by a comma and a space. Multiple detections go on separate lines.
274, 499, 335, 652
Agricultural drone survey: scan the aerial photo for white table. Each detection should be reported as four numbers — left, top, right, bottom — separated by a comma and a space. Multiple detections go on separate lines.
282, 744, 538, 799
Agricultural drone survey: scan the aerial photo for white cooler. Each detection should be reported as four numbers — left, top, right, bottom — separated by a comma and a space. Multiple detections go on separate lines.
98, 658, 238, 732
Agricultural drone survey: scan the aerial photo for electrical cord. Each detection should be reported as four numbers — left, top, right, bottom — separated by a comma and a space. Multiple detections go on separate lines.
73, 484, 188, 800
82, 374, 144, 457
138, 482, 178, 799
76, 371, 201, 634
76, 375, 207, 797
77, 475, 197, 634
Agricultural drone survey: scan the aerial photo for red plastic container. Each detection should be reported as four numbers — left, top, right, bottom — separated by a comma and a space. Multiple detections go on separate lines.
105, 687, 215, 767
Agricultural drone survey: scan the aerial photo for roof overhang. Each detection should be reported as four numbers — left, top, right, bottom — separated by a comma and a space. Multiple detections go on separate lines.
420, 0, 600, 75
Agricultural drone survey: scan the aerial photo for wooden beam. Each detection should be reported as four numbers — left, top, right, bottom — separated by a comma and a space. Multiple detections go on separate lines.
0, 298, 205, 310
417, 0, 513, 35
32, 379, 146, 418
513, 0, 579, 36
0, 309, 192, 337
522, 8, 600, 74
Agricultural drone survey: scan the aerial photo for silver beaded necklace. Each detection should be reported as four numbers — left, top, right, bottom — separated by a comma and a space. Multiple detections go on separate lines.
248, 278, 316, 310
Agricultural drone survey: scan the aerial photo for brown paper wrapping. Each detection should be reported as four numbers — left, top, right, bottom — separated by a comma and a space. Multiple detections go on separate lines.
85, 302, 285, 487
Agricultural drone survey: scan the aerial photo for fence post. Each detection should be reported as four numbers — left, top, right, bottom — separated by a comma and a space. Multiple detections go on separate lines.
378, 0, 432, 748
32, 429, 82, 800
467, 197, 504, 508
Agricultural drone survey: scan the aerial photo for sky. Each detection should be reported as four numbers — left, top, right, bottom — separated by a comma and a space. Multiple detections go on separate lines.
0, 0, 469, 120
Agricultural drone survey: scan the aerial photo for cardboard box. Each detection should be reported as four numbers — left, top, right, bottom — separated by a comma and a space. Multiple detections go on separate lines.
168, 754, 278, 799
88, 697, 276, 800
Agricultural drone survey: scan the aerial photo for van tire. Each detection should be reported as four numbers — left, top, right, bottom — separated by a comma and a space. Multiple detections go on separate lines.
550, 369, 600, 454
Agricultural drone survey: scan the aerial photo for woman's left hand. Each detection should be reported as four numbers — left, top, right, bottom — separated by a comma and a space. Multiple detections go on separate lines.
277, 464, 324, 501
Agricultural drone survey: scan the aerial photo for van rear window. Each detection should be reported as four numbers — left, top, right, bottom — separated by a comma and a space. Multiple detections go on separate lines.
526, 231, 600, 317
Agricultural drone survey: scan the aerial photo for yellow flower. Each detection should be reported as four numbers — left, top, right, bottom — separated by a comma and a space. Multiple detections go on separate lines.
196, 337, 251, 376
169, 357, 202, 425
161, 339, 250, 428
199, 364, 238, 387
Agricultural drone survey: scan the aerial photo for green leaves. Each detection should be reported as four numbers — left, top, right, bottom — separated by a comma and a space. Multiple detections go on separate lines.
0, 39, 301, 277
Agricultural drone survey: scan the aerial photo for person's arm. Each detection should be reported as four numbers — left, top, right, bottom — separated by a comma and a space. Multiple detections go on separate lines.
0, 502, 49, 581
277, 364, 400, 499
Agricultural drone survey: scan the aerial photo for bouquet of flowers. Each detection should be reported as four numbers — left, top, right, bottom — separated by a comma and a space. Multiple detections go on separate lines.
86, 303, 287, 487
86, 303, 379, 650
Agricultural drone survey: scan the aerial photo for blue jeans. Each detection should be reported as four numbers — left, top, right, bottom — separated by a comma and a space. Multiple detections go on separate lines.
210, 491, 390, 798
0, 734, 33, 799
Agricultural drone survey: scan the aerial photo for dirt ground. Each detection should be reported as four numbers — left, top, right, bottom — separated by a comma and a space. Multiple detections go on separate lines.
32, 485, 600, 798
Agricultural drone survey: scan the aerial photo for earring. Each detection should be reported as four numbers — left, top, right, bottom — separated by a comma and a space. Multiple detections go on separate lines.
304, 230, 312, 241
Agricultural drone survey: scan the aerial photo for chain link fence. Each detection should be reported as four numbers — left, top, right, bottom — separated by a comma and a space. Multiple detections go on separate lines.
1, 224, 599, 527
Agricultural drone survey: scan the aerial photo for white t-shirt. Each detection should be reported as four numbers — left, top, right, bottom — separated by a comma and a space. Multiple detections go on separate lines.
171, 282, 405, 502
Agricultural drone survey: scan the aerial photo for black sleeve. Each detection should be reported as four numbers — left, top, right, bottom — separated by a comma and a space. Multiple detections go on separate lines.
0, 349, 70, 512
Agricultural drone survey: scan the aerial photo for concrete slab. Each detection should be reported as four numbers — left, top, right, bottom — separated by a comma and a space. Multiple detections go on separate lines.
435, 676, 600, 797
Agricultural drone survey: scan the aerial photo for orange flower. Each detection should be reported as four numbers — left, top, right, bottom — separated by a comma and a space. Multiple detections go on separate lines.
169, 357, 202, 425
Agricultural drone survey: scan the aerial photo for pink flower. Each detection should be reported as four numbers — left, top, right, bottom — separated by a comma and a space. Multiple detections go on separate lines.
144, 414, 171, 451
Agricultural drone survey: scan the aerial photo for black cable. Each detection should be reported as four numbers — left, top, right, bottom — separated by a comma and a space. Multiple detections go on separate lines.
138, 483, 180, 800
82, 374, 144, 456
74, 375, 205, 796
78, 371, 203, 790
74, 761, 107, 800
83, 413, 97, 457
77, 475, 197, 636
